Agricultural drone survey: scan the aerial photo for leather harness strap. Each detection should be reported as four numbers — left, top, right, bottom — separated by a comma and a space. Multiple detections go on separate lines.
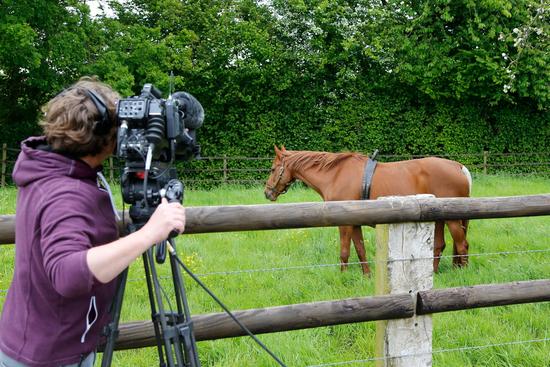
361, 150, 379, 200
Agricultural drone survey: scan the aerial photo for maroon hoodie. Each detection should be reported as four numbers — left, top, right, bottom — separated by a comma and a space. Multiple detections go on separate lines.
0, 137, 119, 366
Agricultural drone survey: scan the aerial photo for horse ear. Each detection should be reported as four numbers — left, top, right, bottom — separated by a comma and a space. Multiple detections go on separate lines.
281, 145, 287, 152
274, 145, 281, 156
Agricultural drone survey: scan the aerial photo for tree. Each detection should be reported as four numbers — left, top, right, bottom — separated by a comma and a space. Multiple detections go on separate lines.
0, 0, 95, 143
374, 0, 549, 108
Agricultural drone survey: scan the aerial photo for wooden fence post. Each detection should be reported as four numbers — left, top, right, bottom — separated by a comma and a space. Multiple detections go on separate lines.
223, 155, 228, 184
483, 150, 488, 174
375, 195, 434, 367
1, 144, 6, 187
109, 157, 114, 182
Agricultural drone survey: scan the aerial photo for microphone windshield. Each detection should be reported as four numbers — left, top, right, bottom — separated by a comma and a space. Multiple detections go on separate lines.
172, 91, 204, 130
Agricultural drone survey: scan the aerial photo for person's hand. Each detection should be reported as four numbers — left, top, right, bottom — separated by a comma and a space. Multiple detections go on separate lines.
140, 198, 186, 245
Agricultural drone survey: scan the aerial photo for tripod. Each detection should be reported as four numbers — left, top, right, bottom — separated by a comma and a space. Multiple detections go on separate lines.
101, 193, 200, 367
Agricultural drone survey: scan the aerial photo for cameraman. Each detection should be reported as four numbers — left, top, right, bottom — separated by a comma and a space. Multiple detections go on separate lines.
0, 77, 186, 367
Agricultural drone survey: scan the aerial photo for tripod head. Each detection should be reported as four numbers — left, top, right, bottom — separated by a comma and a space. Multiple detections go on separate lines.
122, 165, 178, 223
123, 165, 184, 264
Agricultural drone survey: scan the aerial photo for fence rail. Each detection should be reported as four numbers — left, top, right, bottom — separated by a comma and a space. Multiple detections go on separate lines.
99, 279, 550, 350
1, 194, 549, 244
1, 144, 548, 187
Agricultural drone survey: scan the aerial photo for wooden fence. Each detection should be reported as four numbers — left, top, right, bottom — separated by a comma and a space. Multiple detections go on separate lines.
1, 144, 549, 187
2, 194, 550, 242
0, 194, 549, 365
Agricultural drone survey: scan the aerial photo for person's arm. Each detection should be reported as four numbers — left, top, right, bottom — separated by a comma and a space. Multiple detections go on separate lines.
86, 198, 186, 283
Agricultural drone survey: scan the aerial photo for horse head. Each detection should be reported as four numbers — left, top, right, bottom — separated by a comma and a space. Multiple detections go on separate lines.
264, 145, 295, 201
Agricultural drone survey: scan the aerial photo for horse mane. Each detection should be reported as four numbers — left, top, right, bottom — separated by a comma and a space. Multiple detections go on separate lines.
284, 150, 365, 171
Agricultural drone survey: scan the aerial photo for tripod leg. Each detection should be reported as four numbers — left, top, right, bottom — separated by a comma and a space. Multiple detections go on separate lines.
142, 250, 168, 367
169, 239, 201, 367
146, 248, 179, 367
101, 268, 128, 367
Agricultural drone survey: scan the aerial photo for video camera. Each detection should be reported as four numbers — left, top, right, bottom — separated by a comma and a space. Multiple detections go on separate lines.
105, 83, 205, 367
116, 83, 204, 222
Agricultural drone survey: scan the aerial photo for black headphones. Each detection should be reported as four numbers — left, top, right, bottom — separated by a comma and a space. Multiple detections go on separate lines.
84, 89, 113, 135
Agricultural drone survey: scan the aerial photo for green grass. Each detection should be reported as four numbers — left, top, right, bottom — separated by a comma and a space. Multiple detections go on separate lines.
0, 174, 549, 366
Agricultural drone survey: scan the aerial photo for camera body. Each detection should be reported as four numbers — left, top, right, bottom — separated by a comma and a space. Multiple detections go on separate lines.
116, 83, 203, 223
117, 84, 202, 163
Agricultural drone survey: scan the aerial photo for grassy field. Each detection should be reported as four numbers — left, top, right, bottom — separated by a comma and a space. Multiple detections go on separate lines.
0, 174, 549, 366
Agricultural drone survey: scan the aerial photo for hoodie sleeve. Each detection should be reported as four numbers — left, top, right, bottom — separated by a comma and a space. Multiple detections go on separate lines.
40, 191, 98, 298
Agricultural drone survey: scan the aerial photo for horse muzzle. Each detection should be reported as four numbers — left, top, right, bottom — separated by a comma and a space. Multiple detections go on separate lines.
264, 189, 277, 201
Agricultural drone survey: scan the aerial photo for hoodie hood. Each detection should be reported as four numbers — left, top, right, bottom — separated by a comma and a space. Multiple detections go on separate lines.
13, 136, 100, 188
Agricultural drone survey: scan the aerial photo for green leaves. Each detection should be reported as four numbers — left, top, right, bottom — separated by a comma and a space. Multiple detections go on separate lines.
379, 0, 549, 107
0, 0, 95, 143
0, 23, 41, 70
0, 0, 547, 160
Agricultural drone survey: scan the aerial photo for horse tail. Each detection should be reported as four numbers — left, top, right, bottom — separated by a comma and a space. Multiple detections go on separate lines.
461, 165, 472, 196
460, 165, 472, 236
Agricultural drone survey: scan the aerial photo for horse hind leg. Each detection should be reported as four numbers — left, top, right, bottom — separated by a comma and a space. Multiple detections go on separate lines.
338, 226, 353, 272
433, 221, 446, 273
462, 219, 469, 236
351, 226, 370, 275
447, 220, 470, 267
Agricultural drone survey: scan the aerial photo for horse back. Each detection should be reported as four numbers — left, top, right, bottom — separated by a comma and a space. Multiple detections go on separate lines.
370, 157, 471, 199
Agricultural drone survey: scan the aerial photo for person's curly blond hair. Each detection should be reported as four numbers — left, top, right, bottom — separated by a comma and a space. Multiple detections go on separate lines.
40, 76, 120, 157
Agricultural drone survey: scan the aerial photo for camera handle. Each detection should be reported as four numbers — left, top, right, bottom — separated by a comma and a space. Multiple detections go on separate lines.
156, 179, 184, 264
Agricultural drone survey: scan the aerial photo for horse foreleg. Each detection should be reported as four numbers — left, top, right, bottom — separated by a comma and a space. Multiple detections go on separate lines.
433, 221, 446, 273
447, 220, 470, 267
338, 226, 352, 272
351, 226, 370, 275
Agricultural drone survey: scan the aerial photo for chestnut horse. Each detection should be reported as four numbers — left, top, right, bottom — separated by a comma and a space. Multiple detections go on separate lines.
264, 146, 472, 274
